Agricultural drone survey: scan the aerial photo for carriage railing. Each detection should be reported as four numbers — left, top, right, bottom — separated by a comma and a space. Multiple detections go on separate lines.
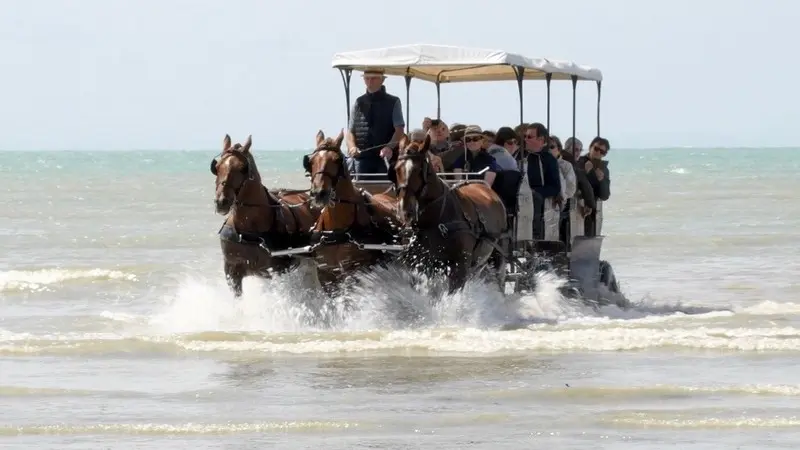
352, 167, 490, 186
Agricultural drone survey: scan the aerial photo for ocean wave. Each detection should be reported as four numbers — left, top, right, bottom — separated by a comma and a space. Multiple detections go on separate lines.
0, 420, 359, 436
482, 383, 800, 400
598, 409, 800, 429
0, 268, 137, 293
3, 322, 800, 356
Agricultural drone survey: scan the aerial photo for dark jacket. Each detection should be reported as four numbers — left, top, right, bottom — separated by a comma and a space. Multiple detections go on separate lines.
526, 149, 561, 199
453, 150, 499, 180
350, 86, 400, 162
562, 151, 596, 209
577, 155, 610, 201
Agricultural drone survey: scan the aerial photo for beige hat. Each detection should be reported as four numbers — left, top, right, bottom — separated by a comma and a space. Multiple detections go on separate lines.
362, 69, 386, 78
463, 125, 483, 137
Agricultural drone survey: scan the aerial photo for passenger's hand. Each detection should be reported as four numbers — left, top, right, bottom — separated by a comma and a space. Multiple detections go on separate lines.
348, 147, 360, 157
582, 207, 593, 217
429, 154, 444, 172
380, 146, 393, 159
553, 195, 564, 207
422, 117, 432, 131
595, 169, 605, 181
584, 160, 593, 172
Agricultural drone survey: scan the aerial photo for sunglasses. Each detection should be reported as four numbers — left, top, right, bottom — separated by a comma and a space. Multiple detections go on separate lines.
465, 136, 483, 143
524, 134, 538, 139
504, 139, 518, 146
591, 146, 608, 156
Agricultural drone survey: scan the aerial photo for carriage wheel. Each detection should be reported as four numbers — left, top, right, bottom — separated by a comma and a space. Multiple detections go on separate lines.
598, 260, 620, 294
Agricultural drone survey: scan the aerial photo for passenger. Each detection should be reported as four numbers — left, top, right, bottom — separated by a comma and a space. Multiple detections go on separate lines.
548, 136, 576, 244
488, 127, 524, 228
438, 123, 467, 171
452, 125, 498, 186
576, 137, 611, 236
346, 69, 405, 175
564, 137, 584, 160
481, 130, 495, 151
515, 123, 534, 243
560, 137, 596, 240
524, 123, 561, 241
422, 117, 451, 154
487, 127, 520, 171
408, 128, 444, 172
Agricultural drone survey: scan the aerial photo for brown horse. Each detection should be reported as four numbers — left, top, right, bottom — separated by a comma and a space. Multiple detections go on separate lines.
211, 134, 319, 297
301, 129, 402, 296
389, 134, 509, 294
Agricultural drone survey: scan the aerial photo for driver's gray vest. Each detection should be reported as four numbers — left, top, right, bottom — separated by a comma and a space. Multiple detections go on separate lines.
352, 87, 398, 160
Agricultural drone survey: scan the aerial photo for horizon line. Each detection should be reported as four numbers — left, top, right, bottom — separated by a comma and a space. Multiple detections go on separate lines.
0, 146, 794, 152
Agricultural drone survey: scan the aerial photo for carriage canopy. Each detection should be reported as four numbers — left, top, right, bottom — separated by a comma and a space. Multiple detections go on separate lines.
330, 44, 603, 83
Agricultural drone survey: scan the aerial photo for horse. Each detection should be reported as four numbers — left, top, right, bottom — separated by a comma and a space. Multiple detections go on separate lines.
301, 129, 402, 296
388, 134, 509, 294
211, 134, 319, 297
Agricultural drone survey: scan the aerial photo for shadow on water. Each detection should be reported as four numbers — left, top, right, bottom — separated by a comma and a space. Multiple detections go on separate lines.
309, 355, 564, 392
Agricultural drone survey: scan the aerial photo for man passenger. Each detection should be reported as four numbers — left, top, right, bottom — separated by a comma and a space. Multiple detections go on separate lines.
524, 123, 561, 241
346, 69, 405, 175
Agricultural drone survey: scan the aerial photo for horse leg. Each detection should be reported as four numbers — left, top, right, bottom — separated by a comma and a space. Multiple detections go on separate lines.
489, 242, 508, 292
224, 263, 246, 298
447, 258, 471, 295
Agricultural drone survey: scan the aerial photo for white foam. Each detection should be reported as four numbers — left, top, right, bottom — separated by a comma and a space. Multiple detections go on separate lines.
6, 264, 800, 356
0, 268, 137, 293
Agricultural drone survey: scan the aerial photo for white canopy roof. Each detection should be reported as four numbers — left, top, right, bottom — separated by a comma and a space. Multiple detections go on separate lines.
331, 44, 603, 83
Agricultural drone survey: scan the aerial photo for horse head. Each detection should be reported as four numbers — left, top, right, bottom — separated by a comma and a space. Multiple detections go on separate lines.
210, 134, 256, 214
392, 133, 433, 224
303, 129, 346, 208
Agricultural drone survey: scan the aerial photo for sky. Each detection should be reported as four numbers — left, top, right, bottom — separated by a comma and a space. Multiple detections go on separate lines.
2, 0, 798, 151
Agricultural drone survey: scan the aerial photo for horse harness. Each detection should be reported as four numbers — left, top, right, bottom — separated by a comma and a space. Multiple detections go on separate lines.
391, 151, 506, 254
304, 144, 396, 250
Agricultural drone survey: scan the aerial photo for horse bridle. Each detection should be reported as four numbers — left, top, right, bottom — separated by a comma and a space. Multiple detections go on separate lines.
210, 150, 256, 203
303, 145, 347, 195
393, 151, 433, 200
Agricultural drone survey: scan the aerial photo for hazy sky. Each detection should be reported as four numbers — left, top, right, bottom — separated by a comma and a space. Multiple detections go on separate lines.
2, 0, 797, 150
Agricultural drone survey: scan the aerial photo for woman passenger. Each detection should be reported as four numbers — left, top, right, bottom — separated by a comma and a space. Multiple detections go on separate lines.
548, 135, 577, 244
452, 125, 498, 186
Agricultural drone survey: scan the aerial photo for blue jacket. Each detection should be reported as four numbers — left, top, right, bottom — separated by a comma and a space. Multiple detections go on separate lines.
527, 150, 561, 199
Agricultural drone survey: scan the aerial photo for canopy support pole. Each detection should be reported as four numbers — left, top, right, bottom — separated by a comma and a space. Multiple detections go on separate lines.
513, 66, 525, 126
571, 75, 577, 146
435, 78, 441, 119
596, 80, 602, 135
339, 69, 353, 125
404, 74, 412, 133
545, 73, 552, 130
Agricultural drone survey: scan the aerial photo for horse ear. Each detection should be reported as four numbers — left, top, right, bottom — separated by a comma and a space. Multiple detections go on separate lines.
241, 135, 252, 153
398, 134, 408, 152
223, 134, 232, 151
315, 130, 325, 147
334, 129, 344, 149
421, 134, 431, 153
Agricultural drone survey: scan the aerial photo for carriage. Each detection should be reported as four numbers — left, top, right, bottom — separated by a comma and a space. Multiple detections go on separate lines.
316, 44, 621, 305
215, 44, 623, 307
